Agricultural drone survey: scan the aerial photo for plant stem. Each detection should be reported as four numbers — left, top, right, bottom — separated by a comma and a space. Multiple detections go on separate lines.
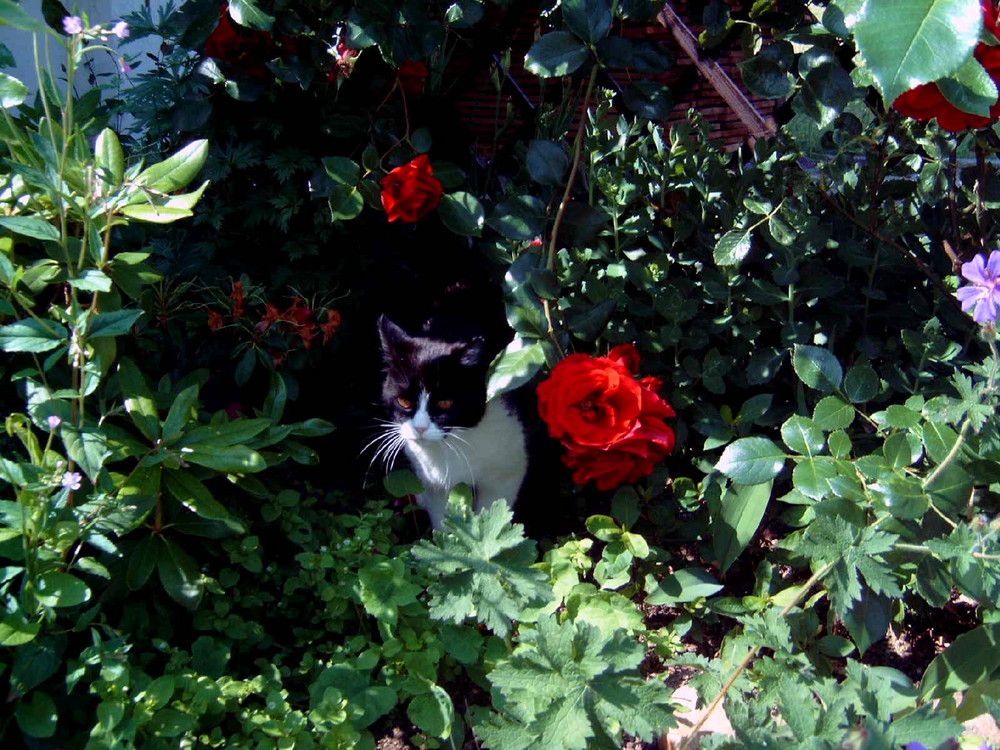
675, 558, 838, 750
922, 419, 971, 490
540, 65, 600, 360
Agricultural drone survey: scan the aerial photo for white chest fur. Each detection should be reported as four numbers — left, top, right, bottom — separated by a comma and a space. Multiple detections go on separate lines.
403, 397, 527, 528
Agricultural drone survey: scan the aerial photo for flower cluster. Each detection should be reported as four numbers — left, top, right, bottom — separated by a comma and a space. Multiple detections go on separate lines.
204, 4, 299, 79
893, 0, 1000, 131
62, 15, 129, 39
537, 345, 676, 491
206, 280, 341, 368
957, 249, 1000, 325
380, 155, 443, 223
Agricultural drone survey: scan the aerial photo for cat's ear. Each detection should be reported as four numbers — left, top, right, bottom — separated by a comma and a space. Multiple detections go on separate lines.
378, 315, 411, 359
458, 336, 486, 367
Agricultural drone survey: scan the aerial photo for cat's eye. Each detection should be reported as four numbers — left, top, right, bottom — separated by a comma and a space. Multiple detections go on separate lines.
436, 399, 454, 410
396, 397, 414, 409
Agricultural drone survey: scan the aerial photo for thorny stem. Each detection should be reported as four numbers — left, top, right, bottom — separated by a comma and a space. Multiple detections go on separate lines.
542, 65, 600, 359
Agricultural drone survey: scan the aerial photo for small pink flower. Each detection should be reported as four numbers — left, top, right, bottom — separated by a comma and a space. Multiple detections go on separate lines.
62, 472, 82, 491
63, 16, 84, 35
46, 415, 62, 430
112, 20, 129, 38
120, 59, 132, 74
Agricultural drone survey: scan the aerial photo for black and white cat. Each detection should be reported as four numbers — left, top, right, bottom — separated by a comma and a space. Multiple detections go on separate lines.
373, 288, 528, 528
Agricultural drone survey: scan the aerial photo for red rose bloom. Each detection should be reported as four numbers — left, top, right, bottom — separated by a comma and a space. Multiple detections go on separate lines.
893, 0, 1000, 131
204, 4, 298, 79
537, 350, 643, 447
397, 60, 429, 94
538, 343, 676, 490
380, 155, 443, 223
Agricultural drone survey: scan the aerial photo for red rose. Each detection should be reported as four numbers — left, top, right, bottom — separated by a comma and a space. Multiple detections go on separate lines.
204, 4, 298, 79
380, 155, 443, 223
537, 352, 643, 447
538, 344, 676, 490
397, 60, 429, 94
893, 0, 1000, 131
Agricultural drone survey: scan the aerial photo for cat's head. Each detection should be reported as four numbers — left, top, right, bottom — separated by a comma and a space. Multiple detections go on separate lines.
378, 314, 487, 441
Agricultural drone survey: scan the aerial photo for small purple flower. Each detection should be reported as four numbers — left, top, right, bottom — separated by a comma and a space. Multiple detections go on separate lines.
956, 250, 1000, 324
903, 744, 929, 750
111, 20, 129, 39
62, 16, 84, 35
120, 58, 132, 74
46, 415, 62, 430
61, 471, 82, 491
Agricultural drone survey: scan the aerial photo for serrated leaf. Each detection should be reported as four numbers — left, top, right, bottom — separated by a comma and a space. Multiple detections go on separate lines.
410, 502, 551, 637
481, 614, 675, 749
854, 0, 982, 105
437, 191, 484, 236
487, 337, 546, 399
781, 416, 825, 455
813, 396, 854, 431
0, 318, 67, 353
792, 344, 842, 392
716, 437, 786, 485
714, 229, 752, 266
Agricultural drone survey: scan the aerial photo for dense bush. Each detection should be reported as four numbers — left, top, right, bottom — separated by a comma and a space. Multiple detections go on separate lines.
1, 0, 999, 748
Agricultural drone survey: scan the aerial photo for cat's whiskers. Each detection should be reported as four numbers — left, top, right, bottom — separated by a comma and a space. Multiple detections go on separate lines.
361, 424, 407, 482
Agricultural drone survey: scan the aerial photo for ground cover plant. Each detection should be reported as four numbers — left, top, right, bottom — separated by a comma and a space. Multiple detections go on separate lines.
0, 0, 999, 748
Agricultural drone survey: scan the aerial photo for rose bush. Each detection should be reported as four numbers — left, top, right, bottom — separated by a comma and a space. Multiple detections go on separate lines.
537, 344, 675, 489
380, 154, 444, 223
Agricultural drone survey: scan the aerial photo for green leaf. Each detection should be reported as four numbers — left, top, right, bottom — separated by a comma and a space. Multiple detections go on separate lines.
35, 571, 91, 608
0, 612, 40, 645
68, 269, 113, 293
437, 191, 485, 236
384, 469, 424, 497
118, 358, 160, 441
792, 344, 842, 392
853, 0, 982, 105
411, 502, 550, 638
59, 424, 109, 481
525, 31, 590, 78
0, 1, 54, 34
358, 558, 421, 624
842, 589, 892, 656
162, 384, 200, 442
0, 216, 59, 242
739, 48, 795, 98
119, 204, 193, 224
920, 622, 1000, 701
15, 690, 57, 738
562, 0, 612, 42
843, 362, 880, 402
227, 0, 275, 31
781, 416, 825, 455
0, 318, 67, 353
714, 229, 752, 266
487, 337, 546, 399
407, 684, 455, 739
157, 538, 204, 610
328, 184, 364, 221
183, 445, 266, 474
586, 515, 622, 542
163, 470, 244, 532
135, 140, 209, 193
322, 156, 360, 185
127, 535, 159, 591
527, 140, 570, 185
792, 456, 839, 500
646, 568, 722, 604
716, 436, 787, 485
566, 298, 616, 340
88, 309, 143, 339
480, 614, 675, 749
713, 480, 772, 574
0, 70, 27, 108
939, 53, 998, 116
813, 395, 854, 431
487, 195, 547, 240
95, 128, 125, 184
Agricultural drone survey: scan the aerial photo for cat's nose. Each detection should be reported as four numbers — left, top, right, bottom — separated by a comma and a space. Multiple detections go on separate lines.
414, 424, 428, 436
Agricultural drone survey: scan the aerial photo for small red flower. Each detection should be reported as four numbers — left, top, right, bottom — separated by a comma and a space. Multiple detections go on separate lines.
207, 310, 225, 331
230, 280, 245, 319
256, 302, 283, 333
320, 309, 342, 344
380, 155, 443, 223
